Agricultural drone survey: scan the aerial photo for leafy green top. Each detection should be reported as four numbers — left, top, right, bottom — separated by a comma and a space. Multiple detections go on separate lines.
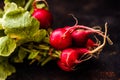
0, 1, 52, 80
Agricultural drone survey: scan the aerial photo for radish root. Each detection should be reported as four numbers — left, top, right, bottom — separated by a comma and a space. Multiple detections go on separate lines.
89, 22, 107, 54
78, 22, 109, 62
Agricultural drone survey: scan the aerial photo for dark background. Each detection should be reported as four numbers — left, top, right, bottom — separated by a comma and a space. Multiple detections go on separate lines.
0, 0, 120, 80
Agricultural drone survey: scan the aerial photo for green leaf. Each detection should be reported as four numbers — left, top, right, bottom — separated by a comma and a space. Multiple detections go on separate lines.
3, 10, 39, 39
4, 2, 18, 13
5, 0, 25, 7
0, 62, 16, 80
32, 29, 47, 42
0, 36, 16, 56
28, 50, 39, 59
1, 2, 40, 45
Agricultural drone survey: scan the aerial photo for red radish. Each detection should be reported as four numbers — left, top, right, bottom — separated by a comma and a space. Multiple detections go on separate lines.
67, 14, 107, 42
77, 24, 108, 59
60, 48, 81, 67
32, 0, 53, 29
57, 48, 89, 71
63, 25, 104, 47
71, 28, 102, 47
57, 60, 73, 71
50, 28, 72, 50
70, 24, 106, 47
64, 21, 104, 47
71, 29, 89, 47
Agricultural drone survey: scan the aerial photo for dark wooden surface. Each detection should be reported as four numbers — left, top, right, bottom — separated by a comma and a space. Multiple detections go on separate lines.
0, 0, 120, 80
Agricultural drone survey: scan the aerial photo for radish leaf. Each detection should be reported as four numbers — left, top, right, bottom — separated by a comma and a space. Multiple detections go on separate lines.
0, 60, 15, 80
5, 0, 25, 7
0, 36, 16, 56
1, 2, 41, 45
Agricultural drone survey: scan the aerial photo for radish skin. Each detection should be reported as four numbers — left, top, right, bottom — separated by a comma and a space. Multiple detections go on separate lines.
32, 0, 53, 29
50, 28, 72, 50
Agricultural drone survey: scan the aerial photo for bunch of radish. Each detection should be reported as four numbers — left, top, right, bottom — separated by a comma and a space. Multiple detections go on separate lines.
0, 0, 114, 80
50, 21, 113, 71
31, 0, 113, 72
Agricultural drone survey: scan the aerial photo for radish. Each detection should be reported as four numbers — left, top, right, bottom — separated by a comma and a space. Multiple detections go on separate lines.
57, 48, 88, 71
76, 23, 108, 59
62, 24, 105, 48
71, 27, 103, 47
60, 48, 81, 67
71, 29, 89, 47
57, 47, 90, 71
63, 25, 101, 47
32, 0, 53, 29
62, 15, 107, 43
65, 25, 106, 47
57, 60, 73, 71
50, 28, 72, 50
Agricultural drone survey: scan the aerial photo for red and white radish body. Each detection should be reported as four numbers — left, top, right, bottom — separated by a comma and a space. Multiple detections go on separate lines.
57, 48, 89, 71
50, 28, 72, 50
71, 29, 89, 47
32, 0, 53, 29
60, 48, 81, 67
32, 9, 53, 29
